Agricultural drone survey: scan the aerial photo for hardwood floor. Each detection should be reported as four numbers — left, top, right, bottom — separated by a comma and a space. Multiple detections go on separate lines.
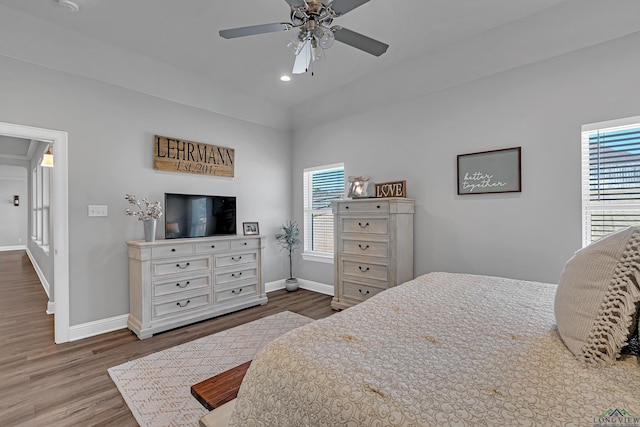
0, 250, 335, 426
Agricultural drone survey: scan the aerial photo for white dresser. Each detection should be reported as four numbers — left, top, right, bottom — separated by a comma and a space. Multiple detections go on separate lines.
331, 198, 414, 310
127, 235, 267, 339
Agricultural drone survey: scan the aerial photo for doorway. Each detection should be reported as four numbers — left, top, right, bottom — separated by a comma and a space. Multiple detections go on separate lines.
0, 121, 69, 343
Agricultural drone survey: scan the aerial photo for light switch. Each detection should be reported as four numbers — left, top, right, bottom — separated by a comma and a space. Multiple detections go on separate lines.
88, 205, 108, 217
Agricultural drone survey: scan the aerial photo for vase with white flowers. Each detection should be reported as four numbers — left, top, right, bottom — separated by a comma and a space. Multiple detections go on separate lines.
124, 194, 163, 242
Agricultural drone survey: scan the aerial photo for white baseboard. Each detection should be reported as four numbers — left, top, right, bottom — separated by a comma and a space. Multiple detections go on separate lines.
68, 278, 333, 342
25, 248, 53, 314
0, 245, 27, 252
69, 314, 129, 342
265, 278, 334, 296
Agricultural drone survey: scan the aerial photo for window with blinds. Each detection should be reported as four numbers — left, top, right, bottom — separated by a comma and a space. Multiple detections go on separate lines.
582, 119, 640, 245
303, 163, 345, 260
31, 162, 51, 252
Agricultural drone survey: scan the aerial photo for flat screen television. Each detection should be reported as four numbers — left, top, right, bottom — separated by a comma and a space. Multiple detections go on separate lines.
164, 193, 236, 239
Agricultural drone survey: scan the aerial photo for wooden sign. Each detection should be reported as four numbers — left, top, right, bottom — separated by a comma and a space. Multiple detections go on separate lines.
153, 135, 234, 177
375, 180, 406, 198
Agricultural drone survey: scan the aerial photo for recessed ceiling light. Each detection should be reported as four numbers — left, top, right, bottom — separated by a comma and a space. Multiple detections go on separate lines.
52, 0, 80, 13
280, 75, 291, 82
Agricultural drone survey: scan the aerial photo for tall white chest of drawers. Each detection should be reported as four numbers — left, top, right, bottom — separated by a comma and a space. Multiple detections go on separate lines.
331, 198, 414, 310
127, 235, 267, 339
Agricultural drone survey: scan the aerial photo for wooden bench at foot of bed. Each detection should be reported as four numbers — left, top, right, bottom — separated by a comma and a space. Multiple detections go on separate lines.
191, 360, 251, 411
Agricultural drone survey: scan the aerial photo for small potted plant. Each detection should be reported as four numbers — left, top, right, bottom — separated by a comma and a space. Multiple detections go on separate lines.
124, 194, 163, 242
275, 220, 301, 291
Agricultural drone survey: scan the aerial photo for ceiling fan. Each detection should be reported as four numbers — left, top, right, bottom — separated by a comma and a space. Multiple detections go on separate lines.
219, 0, 389, 74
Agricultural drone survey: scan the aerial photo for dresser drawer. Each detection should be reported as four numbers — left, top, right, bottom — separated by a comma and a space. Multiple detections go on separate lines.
342, 260, 388, 282
215, 283, 257, 303
338, 201, 389, 214
152, 292, 211, 319
341, 239, 388, 258
215, 266, 258, 285
341, 218, 388, 234
230, 239, 259, 251
215, 251, 257, 268
151, 244, 194, 259
152, 256, 211, 277
342, 281, 385, 302
153, 275, 211, 298
194, 240, 231, 254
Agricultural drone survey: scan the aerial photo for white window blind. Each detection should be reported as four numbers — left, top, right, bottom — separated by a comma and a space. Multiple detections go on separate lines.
303, 163, 344, 260
582, 119, 640, 245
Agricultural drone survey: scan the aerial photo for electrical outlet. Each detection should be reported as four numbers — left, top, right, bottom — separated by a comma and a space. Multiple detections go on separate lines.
88, 205, 108, 217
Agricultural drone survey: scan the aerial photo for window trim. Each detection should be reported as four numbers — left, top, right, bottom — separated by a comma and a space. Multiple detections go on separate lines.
31, 158, 51, 253
302, 162, 344, 263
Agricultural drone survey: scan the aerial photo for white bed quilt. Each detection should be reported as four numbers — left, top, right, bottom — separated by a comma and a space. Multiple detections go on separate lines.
229, 272, 640, 426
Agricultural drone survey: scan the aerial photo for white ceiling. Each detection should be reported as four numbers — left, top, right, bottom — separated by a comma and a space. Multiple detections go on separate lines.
1, 0, 640, 130
0, 0, 587, 107
0, 136, 39, 161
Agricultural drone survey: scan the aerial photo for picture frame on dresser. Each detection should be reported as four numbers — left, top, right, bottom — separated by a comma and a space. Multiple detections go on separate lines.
243, 222, 259, 235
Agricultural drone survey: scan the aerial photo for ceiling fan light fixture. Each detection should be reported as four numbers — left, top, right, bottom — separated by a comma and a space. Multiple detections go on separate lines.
220, 0, 387, 75
310, 39, 325, 63
318, 27, 335, 49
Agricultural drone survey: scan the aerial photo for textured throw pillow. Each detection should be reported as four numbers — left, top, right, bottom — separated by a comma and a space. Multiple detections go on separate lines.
555, 226, 640, 365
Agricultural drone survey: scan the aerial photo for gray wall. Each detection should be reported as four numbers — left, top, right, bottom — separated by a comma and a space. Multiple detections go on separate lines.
292, 32, 640, 285
0, 165, 28, 247
0, 55, 292, 326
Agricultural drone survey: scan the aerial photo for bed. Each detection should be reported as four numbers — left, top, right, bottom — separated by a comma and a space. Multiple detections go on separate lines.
220, 271, 640, 426
197, 227, 640, 426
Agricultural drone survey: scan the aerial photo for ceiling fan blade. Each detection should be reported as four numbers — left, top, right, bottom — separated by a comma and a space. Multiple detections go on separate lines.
332, 26, 388, 56
219, 23, 291, 39
331, 0, 370, 15
284, 0, 307, 8
292, 41, 311, 74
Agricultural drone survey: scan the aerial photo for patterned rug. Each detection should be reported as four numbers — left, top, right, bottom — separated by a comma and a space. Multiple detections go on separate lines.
108, 311, 314, 427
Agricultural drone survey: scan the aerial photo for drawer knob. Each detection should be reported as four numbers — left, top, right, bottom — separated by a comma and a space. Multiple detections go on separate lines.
231, 272, 243, 278
377, 205, 381, 209
176, 262, 190, 269
171, 248, 176, 252
211, 245, 216, 248
345, 206, 349, 209
243, 242, 247, 246
358, 244, 370, 250
358, 266, 370, 272
176, 299, 191, 308
359, 289, 370, 295
358, 222, 370, 228
232, 256, 242, 262
176, 281, 190, 288
232, 288, 243, 295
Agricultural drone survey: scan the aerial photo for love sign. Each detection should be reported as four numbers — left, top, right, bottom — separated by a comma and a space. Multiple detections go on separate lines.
375, 180, 406, 198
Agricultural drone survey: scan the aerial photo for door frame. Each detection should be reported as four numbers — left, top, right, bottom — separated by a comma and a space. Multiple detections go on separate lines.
0, 121, 69, 343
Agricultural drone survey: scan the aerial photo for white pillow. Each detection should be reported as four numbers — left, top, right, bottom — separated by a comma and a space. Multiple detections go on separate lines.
555, 226, 640, 364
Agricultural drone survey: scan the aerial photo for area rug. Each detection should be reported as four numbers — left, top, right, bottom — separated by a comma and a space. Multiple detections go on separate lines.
108, 311, 314, 427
